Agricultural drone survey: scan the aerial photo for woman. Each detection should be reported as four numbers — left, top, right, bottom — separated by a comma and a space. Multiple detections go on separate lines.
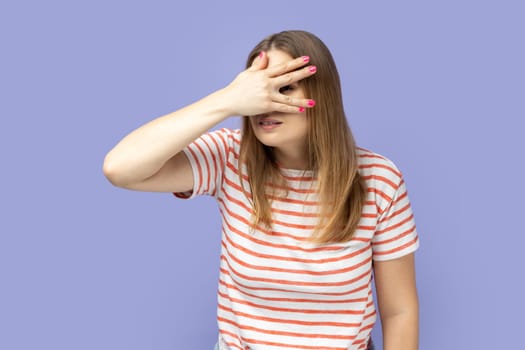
103, 30, 419, 350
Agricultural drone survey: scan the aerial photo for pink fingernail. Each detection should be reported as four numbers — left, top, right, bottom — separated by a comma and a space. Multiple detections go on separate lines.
298, 107, 305, 113
309, 66, 317, 73
303, 56, 310, 62
308, 100, 316, 107
259, 51, 264, 58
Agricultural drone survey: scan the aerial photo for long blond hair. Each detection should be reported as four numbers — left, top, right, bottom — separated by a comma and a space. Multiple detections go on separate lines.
239, 30, 367, 244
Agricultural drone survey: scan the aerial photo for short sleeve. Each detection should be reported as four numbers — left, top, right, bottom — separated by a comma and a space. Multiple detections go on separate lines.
173, 128, 233, 199
372, 178, 419, 261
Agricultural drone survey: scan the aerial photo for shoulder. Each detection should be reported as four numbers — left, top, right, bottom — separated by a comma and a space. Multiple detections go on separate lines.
207, 127, 241, 140
356, 146, 404, 200
210, 127, 241, 145
200, 128, 241, 153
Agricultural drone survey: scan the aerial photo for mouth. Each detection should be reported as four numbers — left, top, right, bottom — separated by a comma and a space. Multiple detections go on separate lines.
258, 117, 283, 126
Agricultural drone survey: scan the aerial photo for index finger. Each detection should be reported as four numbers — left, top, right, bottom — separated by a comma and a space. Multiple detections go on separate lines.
266, 56, 311, 77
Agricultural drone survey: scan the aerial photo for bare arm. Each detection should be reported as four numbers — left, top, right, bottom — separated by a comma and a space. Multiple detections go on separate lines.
374, 253, 419, 350
103, 89, 232, 192
103, 52, 317, 192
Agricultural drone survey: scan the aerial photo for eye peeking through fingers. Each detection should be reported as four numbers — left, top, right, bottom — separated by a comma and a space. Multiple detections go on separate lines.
279, 85, 294, 93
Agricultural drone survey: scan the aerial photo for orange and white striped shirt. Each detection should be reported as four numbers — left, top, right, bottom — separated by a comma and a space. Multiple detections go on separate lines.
174, 128, 419, 350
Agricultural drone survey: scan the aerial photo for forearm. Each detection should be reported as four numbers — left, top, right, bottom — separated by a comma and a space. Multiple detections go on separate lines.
103, 88, 232, 185
103, 52, 316, 186
381, 309, 419, 350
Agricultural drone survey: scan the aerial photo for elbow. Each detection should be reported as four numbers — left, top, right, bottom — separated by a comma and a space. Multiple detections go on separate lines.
102, 154, 128, 187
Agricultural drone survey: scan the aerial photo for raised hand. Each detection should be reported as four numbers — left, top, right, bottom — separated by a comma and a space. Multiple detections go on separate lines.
223, 51, 317, 117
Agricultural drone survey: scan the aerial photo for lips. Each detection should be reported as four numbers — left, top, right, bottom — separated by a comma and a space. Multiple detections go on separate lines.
258, 117, 283, 126
256, 116, 283, 131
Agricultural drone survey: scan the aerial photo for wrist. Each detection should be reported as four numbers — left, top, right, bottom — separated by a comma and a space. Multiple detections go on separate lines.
213, 85, 238, 117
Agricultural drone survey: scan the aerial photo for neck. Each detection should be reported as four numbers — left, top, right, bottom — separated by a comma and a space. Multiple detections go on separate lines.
273, 146, 309, 170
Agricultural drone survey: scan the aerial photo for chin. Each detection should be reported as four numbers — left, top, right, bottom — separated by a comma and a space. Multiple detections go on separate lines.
254, 135, 281, 149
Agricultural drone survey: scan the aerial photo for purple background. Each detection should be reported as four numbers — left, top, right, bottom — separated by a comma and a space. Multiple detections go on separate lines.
1, 1, 524, 349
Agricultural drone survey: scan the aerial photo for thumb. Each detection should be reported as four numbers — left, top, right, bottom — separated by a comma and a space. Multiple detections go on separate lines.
249, 51, 268, 71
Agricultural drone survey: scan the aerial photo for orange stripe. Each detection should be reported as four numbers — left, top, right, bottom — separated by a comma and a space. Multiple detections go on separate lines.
222, 173, 379, 209
222, 228, 369, 264
220, 192, 322, 232
232, 149, 240, 160
218, 304, 361, 328
222, 174, 364, 218
218, 316, 356, 340
211, 133, 228, 169
226, 159, 244, 177
193, 140, 212, 194
216, 128, 231, 152
378, 200, 409, 224
352, 237, 372, 243
218, 279, 369, 304
280, 173, 316, 181
237, 336, 349, 350
364, 310, 377, 321
219, 202, 333, 245
231, 131, 241, 146
272, 206, 375, 222
224, 162, 318, 205
220, 269, 371, 296
223, 240, 372, 276
226, 160, 317, 195
373, 225, 417, 246
201, 135, 219, 196
361, 174, 398, 190
221, 167, 378, 212
272, 207, 319, 218
219, 209, 347, 252
186, 147, 203, 193
219, 197, 326, 243
220, 187, 253, 214
272, 216, 375, 232
368, 187, 392, 203
271, 218, 316, 230
359, 323, 374, 332
219, 290, 365, 315
222, 256, 371, 287
358, 153, 387, 161
267, 193, 320, 206
217, 330, 243, 350
359, 162, 401, 177
266, 181, 317, 194
218, 198, 270, 233
376, 213, 414, 235
364, 199, 381, 213
373, 236, 419, 256
223, 174, 254, 198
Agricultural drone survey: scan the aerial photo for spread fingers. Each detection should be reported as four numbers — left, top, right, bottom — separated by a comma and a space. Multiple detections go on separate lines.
272, 65, 317, 89
266, 55, 312, 77
272, 92, 316, 109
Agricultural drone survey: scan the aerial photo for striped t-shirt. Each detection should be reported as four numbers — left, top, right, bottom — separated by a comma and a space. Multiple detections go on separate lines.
174, 128, 419, 350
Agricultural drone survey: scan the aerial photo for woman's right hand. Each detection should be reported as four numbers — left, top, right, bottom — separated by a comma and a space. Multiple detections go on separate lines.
103, 52, 317, 192
222, 52, 317, 116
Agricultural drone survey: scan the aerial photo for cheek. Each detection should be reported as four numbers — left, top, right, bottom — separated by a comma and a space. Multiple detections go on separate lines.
288, 117, 309, 139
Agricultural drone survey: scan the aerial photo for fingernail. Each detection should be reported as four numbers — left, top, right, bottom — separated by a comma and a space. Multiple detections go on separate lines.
259, 51, 264, 58
309, 66, 317, 73
303, 56, 310, 62
298, 107, 305, 113
308, 100, 316, 107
